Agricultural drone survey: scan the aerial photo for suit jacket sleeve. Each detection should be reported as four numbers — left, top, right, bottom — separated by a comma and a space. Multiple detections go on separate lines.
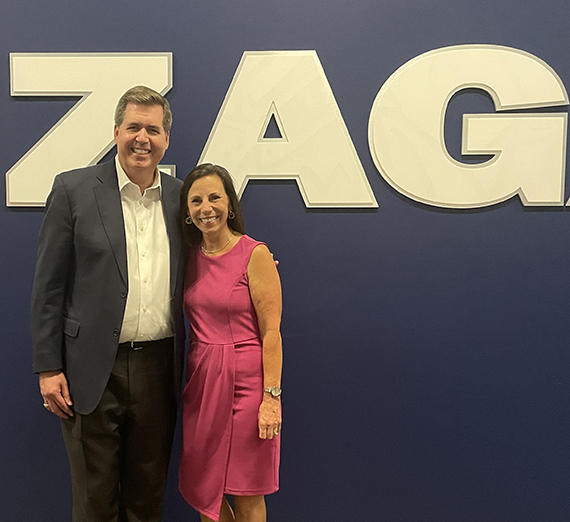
31, 174, 74, 373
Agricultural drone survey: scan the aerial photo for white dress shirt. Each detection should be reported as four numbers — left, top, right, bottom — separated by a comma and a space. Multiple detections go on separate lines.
115, 156, 173, 343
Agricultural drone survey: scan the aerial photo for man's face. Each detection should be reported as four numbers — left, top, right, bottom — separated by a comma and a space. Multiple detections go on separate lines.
113, 103, 170, 177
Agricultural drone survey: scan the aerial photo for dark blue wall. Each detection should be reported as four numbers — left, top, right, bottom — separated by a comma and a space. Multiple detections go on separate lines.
2, 1, 570, 520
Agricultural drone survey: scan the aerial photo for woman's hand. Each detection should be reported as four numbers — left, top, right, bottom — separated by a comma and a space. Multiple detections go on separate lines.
258, 397, 281, 439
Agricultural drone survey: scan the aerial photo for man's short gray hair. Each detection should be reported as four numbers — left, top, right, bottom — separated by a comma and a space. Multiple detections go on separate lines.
114, 85, 172, 133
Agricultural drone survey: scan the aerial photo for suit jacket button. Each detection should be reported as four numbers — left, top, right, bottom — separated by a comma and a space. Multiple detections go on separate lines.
113, 329, 119, 337
120, 291, 127, 298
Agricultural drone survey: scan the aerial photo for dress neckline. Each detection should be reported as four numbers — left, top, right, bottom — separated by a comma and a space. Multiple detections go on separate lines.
198, 234, 244, 259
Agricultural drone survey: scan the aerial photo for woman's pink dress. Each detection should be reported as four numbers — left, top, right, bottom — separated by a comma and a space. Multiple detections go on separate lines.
179, 235, 280, 520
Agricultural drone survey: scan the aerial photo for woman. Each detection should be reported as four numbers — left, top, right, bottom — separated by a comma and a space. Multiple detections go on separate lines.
178, 163, 282, 522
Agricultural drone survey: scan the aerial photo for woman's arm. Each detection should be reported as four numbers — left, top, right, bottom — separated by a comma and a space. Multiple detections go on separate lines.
248, 244, 283, 440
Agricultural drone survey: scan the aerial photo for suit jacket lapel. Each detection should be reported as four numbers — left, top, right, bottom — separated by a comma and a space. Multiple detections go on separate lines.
93, 163, 128, 286
161, 172, 182, 297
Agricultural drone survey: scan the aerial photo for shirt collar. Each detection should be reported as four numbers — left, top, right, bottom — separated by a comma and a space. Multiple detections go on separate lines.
115, 155, 162, 195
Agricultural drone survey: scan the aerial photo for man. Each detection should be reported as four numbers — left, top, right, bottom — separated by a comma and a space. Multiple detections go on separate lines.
31, 85, 185, 522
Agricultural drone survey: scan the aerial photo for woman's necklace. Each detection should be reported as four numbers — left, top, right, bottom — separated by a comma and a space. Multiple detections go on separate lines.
201, 233, 234, 255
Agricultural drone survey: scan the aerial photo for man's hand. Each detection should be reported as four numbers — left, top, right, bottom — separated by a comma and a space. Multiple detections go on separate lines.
39, 371, 74, 419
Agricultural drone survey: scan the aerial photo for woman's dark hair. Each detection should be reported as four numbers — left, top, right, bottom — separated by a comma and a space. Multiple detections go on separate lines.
180, 163, 246, 246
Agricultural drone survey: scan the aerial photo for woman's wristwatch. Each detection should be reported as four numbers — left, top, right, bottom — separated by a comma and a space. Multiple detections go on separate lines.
264, 386, 282, 398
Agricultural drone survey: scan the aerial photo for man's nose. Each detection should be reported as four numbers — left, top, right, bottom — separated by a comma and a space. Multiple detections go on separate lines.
135, 128, 149, 142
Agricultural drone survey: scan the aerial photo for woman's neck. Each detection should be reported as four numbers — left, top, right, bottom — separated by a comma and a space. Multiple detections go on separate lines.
201, 228, 236, 255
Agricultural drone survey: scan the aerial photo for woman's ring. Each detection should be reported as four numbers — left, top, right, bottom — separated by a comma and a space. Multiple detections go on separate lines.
274, 429, 279, 435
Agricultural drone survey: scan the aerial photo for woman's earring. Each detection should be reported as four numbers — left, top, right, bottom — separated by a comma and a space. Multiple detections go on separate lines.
228, 210, 235, 220
185, 215, 192, 225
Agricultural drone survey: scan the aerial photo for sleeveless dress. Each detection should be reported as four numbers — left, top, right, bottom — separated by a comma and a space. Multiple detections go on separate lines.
179, 235, 280, 520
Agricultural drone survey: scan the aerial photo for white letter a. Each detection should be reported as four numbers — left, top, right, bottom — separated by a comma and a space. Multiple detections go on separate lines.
200, 51, 377, 208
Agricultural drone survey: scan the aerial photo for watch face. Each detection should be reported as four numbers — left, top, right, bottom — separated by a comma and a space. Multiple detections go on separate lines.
265, 386, 281, 397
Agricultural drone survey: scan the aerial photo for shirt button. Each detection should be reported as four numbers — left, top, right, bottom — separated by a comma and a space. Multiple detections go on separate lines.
143, 278, 148, 284
143, 306, 148, 312
112, 329, 119, 337
139, 226, 145, 232
141, 252, 147, 258
120, 291, 127, 298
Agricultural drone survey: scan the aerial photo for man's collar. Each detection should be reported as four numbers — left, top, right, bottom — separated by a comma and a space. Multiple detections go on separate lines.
115, 155, 162, 193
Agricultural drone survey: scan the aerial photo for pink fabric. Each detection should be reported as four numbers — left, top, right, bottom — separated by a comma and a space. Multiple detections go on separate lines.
179, 235, 280, 520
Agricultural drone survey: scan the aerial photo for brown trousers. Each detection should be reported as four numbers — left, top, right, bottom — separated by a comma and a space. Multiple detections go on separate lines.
61, 339, 177, 522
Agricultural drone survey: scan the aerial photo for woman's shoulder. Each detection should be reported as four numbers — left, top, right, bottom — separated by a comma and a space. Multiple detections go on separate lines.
240, 234, 267, 251
239, 235, 272, 269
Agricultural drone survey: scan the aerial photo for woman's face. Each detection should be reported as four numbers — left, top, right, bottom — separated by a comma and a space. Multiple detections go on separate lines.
187, 174, 231, 236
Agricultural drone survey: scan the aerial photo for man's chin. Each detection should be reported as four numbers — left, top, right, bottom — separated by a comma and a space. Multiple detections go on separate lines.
129, 159, 154, 171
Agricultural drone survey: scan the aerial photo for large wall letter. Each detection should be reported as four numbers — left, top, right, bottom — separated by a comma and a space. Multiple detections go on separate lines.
6, 53, 172, 206
369, 45, 568, 209
200, 51, 378, 208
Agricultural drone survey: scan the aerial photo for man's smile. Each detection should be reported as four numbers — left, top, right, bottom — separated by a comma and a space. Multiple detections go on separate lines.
132, 147, 151, 155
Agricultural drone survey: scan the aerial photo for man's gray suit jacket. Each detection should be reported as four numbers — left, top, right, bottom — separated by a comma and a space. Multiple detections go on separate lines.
31, 161, 186, 415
